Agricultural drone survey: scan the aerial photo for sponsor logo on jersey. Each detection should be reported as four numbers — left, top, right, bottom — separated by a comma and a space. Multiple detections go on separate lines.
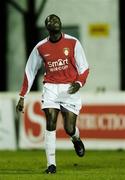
48, 58, 68, 72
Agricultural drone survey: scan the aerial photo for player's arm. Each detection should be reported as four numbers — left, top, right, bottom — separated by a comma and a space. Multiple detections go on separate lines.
16, 46, 42, 112
68, 39, 89, 94
74, 39, 89, 86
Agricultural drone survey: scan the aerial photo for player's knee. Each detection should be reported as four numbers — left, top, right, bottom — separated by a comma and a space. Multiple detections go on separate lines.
44, 108, 59, 131
64, 126, 75, 136
46, 122, 56, 131
46, 118, 56, 131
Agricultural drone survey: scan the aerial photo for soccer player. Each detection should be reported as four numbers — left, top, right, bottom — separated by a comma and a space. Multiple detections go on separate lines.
16, 14, 89, 174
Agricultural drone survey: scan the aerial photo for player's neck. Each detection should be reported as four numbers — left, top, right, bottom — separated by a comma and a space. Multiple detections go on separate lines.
49, 32, 62, 42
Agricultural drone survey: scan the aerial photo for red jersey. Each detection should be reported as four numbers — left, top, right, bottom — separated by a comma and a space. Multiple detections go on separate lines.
20, 33, 89, 97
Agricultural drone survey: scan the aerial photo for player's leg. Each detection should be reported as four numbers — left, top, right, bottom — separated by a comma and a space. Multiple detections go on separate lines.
61, 106, 85, 157
43, 108, 59, 173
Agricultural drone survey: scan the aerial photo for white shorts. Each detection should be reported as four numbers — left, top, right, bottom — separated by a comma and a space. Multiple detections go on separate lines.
41, 83, 82, 115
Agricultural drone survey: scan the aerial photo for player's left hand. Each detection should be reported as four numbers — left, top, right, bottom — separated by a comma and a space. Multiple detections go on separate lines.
68, 82, 81, 94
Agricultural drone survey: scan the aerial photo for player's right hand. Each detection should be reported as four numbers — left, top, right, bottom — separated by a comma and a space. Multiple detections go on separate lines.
16, 97, 24, 113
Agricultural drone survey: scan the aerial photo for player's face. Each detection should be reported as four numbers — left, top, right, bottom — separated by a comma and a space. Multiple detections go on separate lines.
45, 15, 62, 33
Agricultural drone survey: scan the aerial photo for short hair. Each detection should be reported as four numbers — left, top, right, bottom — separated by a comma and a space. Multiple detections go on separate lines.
45, 14, 61, 27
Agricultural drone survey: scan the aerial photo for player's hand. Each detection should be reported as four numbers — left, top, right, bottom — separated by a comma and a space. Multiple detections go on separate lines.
68, 82, 81, 94
16, 97, 24, 113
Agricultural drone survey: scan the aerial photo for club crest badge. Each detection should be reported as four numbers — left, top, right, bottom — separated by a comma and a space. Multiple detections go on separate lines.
63, 48, 69, 56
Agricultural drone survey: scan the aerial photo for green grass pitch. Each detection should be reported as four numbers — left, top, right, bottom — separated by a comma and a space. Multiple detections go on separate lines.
0, 150, 125, 180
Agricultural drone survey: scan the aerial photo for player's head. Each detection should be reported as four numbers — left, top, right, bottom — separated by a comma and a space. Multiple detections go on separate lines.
45, 14, 62, 33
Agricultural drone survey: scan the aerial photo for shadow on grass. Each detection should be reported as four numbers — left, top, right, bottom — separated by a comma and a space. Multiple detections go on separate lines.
59, 161, 103, 173
0, 168, 46, 175
0, 163, 103, 175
